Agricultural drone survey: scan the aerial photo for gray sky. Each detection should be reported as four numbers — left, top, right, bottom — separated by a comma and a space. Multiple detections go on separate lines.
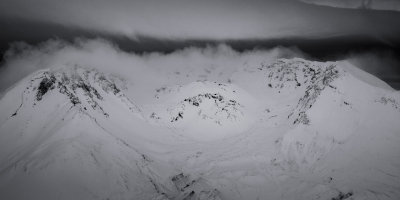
0, 0, 399, 90
300, 0, 400, 11
1, 0, 400, 40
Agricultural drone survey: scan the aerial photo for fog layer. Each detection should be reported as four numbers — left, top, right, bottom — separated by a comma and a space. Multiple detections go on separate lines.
0, 38, 398, 98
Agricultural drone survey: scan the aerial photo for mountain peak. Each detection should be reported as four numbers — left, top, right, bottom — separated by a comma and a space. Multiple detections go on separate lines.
7, 66, 141, 121
1, 57, 400, 200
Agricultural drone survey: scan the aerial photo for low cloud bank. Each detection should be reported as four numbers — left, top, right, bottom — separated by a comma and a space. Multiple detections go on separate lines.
0, 38, 398, 98
0, 38, 306, 94
347, 50, 400, 89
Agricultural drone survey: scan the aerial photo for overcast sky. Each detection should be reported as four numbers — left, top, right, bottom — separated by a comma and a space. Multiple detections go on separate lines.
0, 0, 399, 90
300, 0, 400, 11
1, 0, 400, 40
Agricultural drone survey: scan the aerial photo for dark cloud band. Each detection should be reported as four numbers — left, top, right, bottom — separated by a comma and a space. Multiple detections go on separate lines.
1, 0, 400, 40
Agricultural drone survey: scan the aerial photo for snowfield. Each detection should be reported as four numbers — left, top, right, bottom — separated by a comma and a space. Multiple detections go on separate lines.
0, 57, 399, 200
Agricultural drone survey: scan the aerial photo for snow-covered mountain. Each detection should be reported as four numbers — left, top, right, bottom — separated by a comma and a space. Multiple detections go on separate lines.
0, 58, 399, 200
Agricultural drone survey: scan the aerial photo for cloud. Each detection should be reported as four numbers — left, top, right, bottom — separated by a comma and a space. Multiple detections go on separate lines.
0, 38, 398, 101
0, 0, 282, 40
299, 0, 400, 11
1, 0, 400, 40
347, 50, 400, 88
0, 38, 309, 99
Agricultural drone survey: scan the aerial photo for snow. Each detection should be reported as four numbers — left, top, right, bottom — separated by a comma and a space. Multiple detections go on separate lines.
0, 57, 399, 200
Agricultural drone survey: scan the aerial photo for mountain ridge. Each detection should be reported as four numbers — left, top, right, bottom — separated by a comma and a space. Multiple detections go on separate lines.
0, 57, 399, 200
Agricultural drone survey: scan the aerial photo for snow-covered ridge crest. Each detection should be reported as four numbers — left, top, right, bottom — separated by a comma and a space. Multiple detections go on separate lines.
147, 81, 260, 141
255, 58, 341, 124
11, 65, 142, 119
260, 58, 340, 92
166, 82, 245, 125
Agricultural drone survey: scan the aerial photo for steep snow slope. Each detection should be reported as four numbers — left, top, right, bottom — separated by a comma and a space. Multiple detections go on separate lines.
0, 58, 399, 200
0, 67, 197, 200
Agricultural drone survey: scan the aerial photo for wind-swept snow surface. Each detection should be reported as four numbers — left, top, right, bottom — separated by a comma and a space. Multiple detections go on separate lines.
0, 57, 399, 200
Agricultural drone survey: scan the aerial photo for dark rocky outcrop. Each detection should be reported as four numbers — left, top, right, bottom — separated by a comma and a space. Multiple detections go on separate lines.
33, 68, 130, 117
36, 74, 56, 101
171, 173, 221, 200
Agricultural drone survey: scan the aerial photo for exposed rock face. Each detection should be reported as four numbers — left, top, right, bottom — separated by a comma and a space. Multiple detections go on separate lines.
149, 81, 248, 128
259, 59, 340, 124
30, 67, 140, 117
171, 173, 221, 200
171, 92, 243, 124
36, 74, 56, 101
291, 64, 340, 124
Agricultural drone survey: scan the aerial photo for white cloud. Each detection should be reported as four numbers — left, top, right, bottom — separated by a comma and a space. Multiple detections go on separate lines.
0, 38, 308, 98
1, 38, 399, 100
